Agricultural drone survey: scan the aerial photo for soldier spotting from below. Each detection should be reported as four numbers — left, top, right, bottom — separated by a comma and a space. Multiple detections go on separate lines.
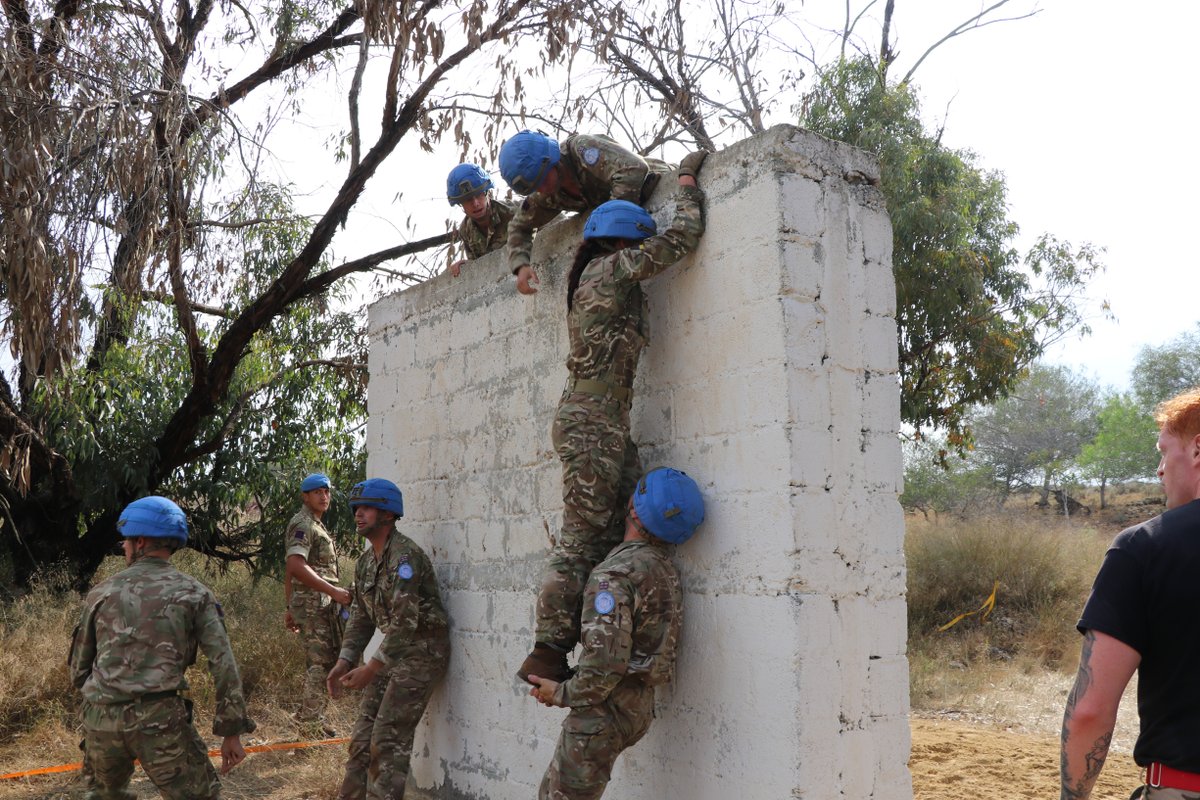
498, 130, 671, 295
516, 149, 708, 685
446, 162, 515, 277
528, 467, 706, 800
284, 472, 350, 735
68, 496, 256, 800
326, 478, 451, 800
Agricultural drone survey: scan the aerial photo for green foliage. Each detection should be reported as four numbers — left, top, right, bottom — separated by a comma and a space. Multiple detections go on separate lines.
967, 364, 1100, 500
900, 435, 997, 516
26, 184, 366, 571
801, 59, 1105, 451
1078, 393, 1160, 488
1132, 323, 1200, 408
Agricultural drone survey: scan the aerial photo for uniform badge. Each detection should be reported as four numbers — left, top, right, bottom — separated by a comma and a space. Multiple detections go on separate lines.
581, 146, 600, 166
594, 590, 615, 615
214, 602, 224, 618
293, 529, 304, 540
397, 562, 414, 580
340, 608, 350, 621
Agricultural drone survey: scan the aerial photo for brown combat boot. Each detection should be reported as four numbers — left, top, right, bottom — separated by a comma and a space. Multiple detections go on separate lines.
517, 642, 573, 684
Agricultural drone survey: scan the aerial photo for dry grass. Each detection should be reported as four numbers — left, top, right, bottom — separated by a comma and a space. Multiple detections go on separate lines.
0, 552, 358, 799
905, 486, 1163, 753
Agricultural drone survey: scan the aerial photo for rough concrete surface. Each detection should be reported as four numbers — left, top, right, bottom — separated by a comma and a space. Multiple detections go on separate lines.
366, 124, 910, 799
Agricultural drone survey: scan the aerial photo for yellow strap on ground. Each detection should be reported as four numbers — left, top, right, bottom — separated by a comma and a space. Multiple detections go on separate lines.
0, 737, 349, 781
937, 580, 999, 632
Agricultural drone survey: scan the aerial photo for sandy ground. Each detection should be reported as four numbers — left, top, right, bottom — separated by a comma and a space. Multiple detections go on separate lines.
911, 716, 1143, 800
2, 716, 1150, 799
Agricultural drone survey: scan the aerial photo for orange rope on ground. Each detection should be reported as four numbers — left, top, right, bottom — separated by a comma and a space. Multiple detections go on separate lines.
0, 737, 349, 781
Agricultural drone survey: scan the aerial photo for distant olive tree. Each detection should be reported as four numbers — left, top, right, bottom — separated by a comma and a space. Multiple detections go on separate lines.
1078, 393, 1161, 509
1132, 324, 1200, 409
968, 365, 1101, 506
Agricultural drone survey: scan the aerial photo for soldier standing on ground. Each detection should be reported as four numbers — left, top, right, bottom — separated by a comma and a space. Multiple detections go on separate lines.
284, 472, 350, 735
69, 496, 256, 800
327, 478, 451, 800
528, 467, 706, 800
498, 130, 671, 295
1060, 387, 1200, 799
516, 152, 708, 684
446, 162, 515, 277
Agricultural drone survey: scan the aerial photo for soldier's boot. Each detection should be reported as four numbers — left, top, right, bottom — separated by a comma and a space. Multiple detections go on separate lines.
517, 642, 574, 684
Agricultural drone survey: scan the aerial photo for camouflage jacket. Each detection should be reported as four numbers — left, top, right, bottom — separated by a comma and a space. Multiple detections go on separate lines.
565, 183, 705, 388
506, 133, 667, 275
68, 557, 256, 737
286, 506, 340, 599
339, 527, 450, 671
457, 197, 515, 260
553, 539, 683, 708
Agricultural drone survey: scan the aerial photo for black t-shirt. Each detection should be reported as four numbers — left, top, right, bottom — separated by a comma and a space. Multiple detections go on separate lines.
1078, 498, 1200, 770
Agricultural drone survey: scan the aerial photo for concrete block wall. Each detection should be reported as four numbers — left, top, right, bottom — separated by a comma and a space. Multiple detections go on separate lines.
366, 124, 911, 799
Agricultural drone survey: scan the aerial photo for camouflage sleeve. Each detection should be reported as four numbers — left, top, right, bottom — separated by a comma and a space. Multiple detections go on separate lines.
456, 217, 481, 260
195, 596, 256, 736
372, 549, 429, 669
554, 572, 634, 708
505, 198, 561, 274
338, 576, 376, 665
285, 517, 312, 560
613, 184, 705, 285
68, 597, 100, 690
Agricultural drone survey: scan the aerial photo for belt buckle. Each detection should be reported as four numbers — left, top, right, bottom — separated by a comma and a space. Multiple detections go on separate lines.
1149, 762, 1162, 789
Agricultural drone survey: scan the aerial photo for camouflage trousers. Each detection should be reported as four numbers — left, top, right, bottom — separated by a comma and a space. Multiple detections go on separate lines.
539, 679, 655, 799
337, 642, 449, 800
81, 695, 219, 800
536, 396, 641, 648
290, 591, 346, 723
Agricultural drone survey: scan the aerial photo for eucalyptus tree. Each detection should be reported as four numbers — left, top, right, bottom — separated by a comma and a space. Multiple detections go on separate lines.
0, 0, 581, 588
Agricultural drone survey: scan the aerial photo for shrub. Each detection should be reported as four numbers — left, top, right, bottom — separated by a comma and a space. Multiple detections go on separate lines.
906, 514, 1108, 669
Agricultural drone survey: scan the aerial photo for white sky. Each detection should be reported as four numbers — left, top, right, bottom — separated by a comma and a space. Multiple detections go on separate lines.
263, 1, 1197, 394
878, 1, 1199, 391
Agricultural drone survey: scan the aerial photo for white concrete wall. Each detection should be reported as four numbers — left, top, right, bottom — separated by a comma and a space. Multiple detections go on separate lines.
366, 124, 910, 800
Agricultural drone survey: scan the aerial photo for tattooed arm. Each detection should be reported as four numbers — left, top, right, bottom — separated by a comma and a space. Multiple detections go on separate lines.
1059, 629, 1140, 800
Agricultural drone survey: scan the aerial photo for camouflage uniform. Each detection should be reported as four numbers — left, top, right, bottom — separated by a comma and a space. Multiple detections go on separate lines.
540, 538, 683, 799
337, 526, 450, 800
536, 183, 705, 649
457, 197, 516, 260
506, 134, 671, 276
287, 506, 346, 724
68, 556, 256, 800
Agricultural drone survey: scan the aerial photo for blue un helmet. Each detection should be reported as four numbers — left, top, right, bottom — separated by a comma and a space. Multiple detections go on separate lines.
446, 163, 493, 206
117, 496, 189, 544
584, 199, 657, 241
300, 473, 331, 492
498, 131, 560, 196
631, 468, 705, 545
349, 478, 404, 517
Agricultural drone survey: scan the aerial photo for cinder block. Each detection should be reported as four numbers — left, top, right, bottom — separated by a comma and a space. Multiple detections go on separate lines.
366, 125, 910, 800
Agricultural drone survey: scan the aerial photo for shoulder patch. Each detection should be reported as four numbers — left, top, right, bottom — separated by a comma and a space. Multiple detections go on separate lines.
594, 590, 616, 615
215, 602, 224, 618
293, 529, 305, 540
397, 562, 414, 580
581, 146, 601, 166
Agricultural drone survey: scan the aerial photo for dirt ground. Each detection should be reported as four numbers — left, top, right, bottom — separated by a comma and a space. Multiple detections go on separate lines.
911, 716, 1143, 800
2, 716, 1149, 799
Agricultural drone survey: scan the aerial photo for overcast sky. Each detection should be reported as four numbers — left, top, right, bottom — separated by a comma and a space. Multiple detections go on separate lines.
878, 1, 1198, 391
